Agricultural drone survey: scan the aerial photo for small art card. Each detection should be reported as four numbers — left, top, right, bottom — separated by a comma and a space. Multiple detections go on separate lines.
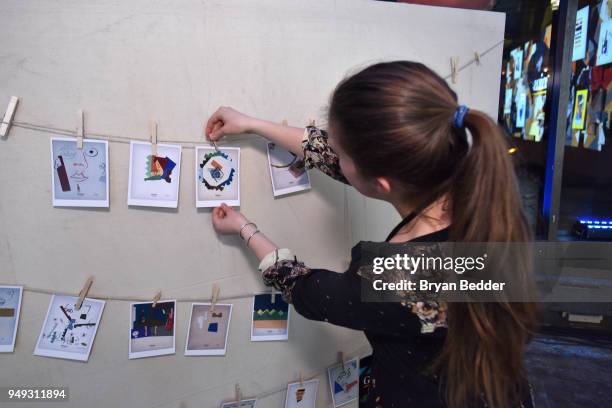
195, 146, 240, 207
359, 355, 375, 406
128, 141, 182, 208
129, 300, 176, 359
284, 379, 318, 408
266, 142, 310, 197
572, 89, 589, 130
51, 138, 109, 207
219, 398, 257, 408
0, 286, 23, 353
328, 357, 359, 407
185, 303, 232, 356
34, 295, 105, 361
250, 293, 290, 342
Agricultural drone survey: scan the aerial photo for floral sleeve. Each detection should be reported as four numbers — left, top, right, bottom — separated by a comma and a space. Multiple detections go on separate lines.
302, 126, 351, 185
261, 255, 312, 304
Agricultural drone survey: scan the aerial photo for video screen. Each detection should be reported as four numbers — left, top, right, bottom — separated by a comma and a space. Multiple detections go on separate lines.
501, 25, 552, 143
566, 1, 612, 151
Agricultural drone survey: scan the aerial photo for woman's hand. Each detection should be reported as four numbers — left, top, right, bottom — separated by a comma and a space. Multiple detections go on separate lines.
212, 203, 248, 236
205, 106, 255, 141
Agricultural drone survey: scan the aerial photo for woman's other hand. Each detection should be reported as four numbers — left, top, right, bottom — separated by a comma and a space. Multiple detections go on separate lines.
205, 106, 254, 142
212, 203, 248, 236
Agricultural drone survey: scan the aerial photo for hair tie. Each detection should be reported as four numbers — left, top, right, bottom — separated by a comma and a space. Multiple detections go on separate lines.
453, 105, 469, 129
453, 105, 473, 151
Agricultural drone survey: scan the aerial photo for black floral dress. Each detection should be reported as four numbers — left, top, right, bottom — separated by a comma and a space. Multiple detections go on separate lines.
258, 126, 535, 408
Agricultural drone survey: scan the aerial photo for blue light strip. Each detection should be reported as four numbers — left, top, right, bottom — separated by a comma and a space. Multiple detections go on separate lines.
579, 219, 612, 229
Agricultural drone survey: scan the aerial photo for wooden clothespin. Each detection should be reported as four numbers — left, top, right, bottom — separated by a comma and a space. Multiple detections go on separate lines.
0, 96, 19, 138
450, 57, 459, 84
235, 383, 242, 406
308, 118, 316, 127
271, 288, 276, 304
474, 51, 481, 66
152, 291, 162, 308
339, 351, 346, 370
76, 110, 84, 149
75, 276, 94, 311
299, 371, 304, 386
149, 120, 158, 156
281, 118, 288, 126
210, 283, 220, 313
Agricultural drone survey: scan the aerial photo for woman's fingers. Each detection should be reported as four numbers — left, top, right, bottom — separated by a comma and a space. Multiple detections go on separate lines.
209, 121, 225, 141
205, 108, 224, 137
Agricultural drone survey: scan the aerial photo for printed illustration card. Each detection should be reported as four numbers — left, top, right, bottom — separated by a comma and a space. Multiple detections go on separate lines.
195, 146, 240, 207
185, 302, 232, 356
0, 286, 23, 353
34, 295, 105, 361
359, 355, 375, 406
266, 142, 310, 197
129, 300, 176, 359
284, 379, 318, 408
50, 138, 109, 207
328, 357, 359, 407
128, 141, 182, 208
219, 398, 257, 408
250, 293, 290, 342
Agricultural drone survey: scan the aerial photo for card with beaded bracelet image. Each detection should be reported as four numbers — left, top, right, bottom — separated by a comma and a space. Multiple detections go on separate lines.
266, 142, 310, 197
250, 293, 290, 341
185, 303, 232, 356
195, 146, 240, 207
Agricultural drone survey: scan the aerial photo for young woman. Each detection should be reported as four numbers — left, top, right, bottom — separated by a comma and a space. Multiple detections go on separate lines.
206, 61, 537, 408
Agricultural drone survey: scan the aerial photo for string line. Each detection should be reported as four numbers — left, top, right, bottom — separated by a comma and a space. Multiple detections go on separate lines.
1, 39, 503, 148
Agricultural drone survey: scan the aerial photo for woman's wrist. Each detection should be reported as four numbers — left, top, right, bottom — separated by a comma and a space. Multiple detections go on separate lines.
239, 222, 258, 240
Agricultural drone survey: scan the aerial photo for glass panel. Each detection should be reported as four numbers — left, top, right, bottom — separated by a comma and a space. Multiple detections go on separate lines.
496, 1, 556, 239
558, 0, 612, 241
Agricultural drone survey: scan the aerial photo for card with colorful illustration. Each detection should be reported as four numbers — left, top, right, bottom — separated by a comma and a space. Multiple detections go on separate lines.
34, 295, 105, 361
185, 303, 232, 356
359, 355, 375, 406
328, 357, 359, 407
0, 286, 23, 353
250, 293, 290, 341
129, 300, 176, 359
219, 398, 257, 408
195, 146, 240, 207
266, 142, 310, 197
128, 141, 182, 208
284, 379, 318, 408
572, 89, 589, 130
51, 138, 109, 207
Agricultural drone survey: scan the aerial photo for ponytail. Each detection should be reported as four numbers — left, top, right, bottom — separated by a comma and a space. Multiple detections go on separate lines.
437, 109, 538, 408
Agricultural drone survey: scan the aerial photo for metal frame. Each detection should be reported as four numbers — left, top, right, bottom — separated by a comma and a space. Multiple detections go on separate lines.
543, 0, 578, 240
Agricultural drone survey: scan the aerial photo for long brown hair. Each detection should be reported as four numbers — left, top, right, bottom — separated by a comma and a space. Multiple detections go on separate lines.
328, 61, 538, 408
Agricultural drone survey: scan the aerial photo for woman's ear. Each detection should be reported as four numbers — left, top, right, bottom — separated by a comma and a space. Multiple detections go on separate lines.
374, 176, 392, 196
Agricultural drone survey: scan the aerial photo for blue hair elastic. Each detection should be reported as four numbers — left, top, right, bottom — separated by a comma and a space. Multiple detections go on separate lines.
453, 105, 469, 129
453, 105, 473, 151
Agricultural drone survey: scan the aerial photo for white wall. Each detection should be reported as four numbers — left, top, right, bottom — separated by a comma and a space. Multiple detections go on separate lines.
0, 1, 504, 407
